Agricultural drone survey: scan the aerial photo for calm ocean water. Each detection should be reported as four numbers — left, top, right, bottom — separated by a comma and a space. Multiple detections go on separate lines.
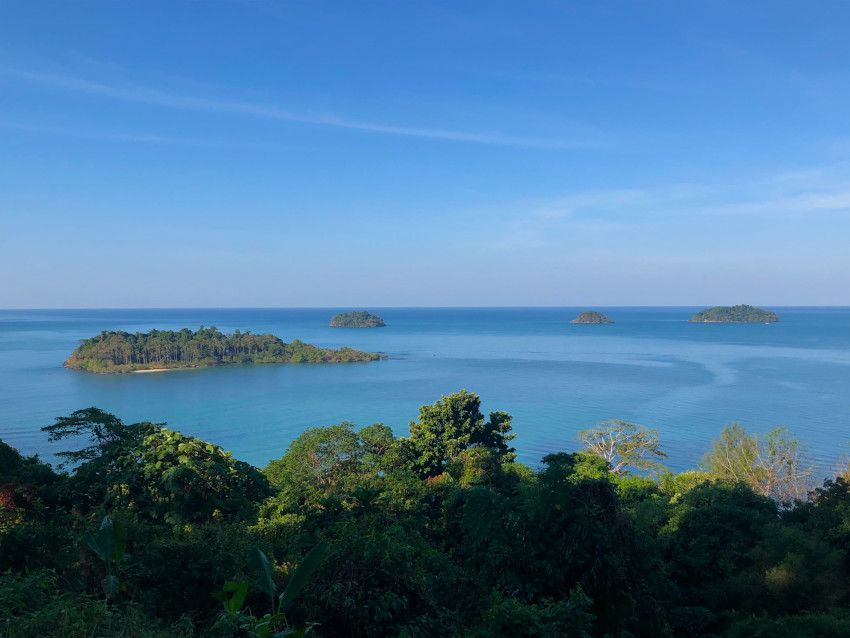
1, 307, 849, 475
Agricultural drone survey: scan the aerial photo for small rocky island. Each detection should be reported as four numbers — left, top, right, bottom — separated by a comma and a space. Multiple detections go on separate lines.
65, 326, 384, 373
571, 311, 614, 324
689, 305, 780, 323
330, 311, 386, 327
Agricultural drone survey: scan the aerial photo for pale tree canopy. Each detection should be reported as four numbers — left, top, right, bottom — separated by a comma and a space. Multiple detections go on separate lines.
577, 420, 667, 476
701, 423, 814, 505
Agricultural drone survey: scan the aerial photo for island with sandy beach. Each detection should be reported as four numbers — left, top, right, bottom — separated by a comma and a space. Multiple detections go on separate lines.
64, 326, 385, 373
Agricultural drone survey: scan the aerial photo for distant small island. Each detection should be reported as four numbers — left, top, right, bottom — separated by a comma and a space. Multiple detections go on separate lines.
330, 311, 386, 328
689, 305, 780, 323
571, 311, 614, 324
64, 326, 384, 373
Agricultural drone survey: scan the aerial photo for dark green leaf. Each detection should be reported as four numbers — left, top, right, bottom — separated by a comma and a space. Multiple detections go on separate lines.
102, 574, 120, 596
247, 545, 277, 600
215, 580, 248, 613
279, 541, 327, 612
82, 532, 106, 561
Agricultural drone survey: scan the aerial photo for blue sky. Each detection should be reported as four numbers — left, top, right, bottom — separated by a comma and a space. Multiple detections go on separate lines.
2, 1, 850, 307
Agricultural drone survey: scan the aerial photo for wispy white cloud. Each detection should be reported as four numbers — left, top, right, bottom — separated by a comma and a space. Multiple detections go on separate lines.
0, 66, 603, 149
690, 190, 850, 218
0, 119, 266, 148
474, 162, 850, 253
759, 162, 850, 190
532, 189, 652, 219
526, 164, 850, 223
484, 69, 697, 94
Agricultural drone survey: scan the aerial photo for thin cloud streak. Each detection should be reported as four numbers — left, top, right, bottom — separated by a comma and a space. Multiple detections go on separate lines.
476, 166, 850, 251
532, 189, 651, 219
0, 67, 602, 149
525, 175, 850, 223
0, 120, 266, 148
692, 191, 850, 217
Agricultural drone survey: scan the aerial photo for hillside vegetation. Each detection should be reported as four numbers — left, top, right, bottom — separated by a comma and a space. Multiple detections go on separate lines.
3, 392, 850, 636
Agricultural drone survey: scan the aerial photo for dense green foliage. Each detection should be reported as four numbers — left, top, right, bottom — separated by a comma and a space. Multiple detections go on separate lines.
3, 392, 850, 637
406, 389, 517, 477
329, 312, 386, 327
64, 326, 384, 373
571, 310, 614, 324
689, 305, 780, 323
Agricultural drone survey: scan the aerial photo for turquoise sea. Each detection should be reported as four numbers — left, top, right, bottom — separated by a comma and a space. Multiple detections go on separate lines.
2, 307, 849, 475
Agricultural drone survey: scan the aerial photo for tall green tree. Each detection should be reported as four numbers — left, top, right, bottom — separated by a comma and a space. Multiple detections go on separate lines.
406, 390, 516, 478
264, 423, 365, 506
135, 428, 272, 523
262, 421, 405, 515
42, 407, 148, 469
42, 407, 153, 510
43, 408, 270, 521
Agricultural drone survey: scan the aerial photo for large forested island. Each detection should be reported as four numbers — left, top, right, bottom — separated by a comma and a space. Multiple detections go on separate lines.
689, 304, 780, 323
330, 311, 386, 327
571, 310, 614, 324
64, 326, 384, 373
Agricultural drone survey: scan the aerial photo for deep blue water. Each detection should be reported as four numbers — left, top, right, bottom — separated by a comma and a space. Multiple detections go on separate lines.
2, 307, 849, 475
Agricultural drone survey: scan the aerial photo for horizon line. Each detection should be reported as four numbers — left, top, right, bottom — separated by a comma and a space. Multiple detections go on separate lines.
3, 305, 849, 311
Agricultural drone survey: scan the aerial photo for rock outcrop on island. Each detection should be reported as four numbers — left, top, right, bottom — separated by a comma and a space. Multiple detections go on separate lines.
330, 311, 386, 327
571, 311, 614, 324
64, 326, 384, 373
689, 305, 780, 323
